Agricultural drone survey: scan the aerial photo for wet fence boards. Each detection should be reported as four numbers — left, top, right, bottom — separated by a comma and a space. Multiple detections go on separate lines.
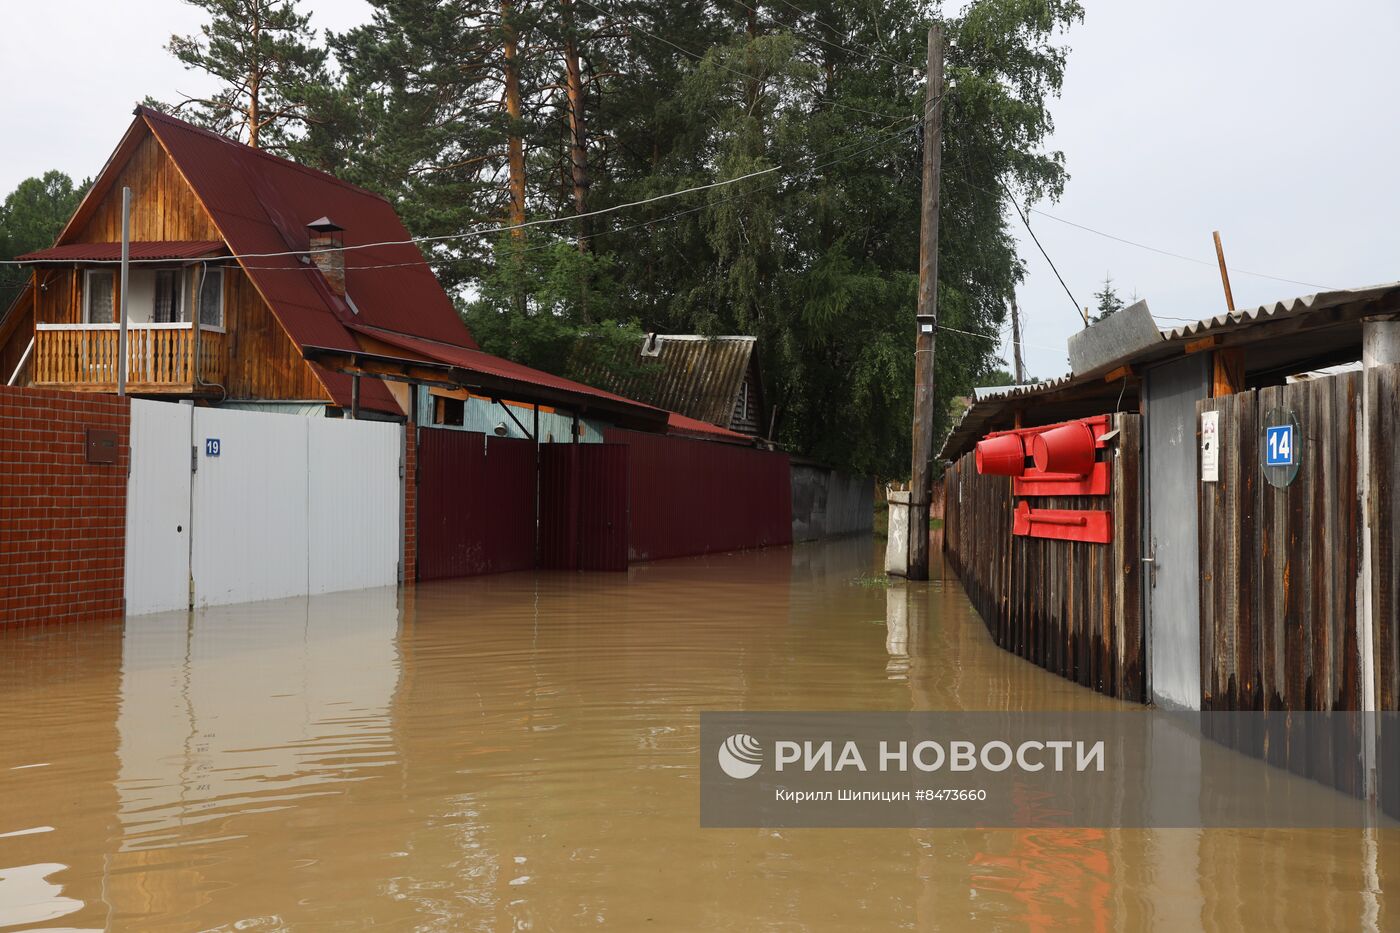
1197, 369, 1378, 802
944, 412, 1144, 702
1368, 365, 1400, 818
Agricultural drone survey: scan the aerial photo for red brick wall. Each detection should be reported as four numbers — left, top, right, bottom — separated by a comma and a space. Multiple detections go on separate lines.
403, 422, 417, 583
0, 386, 130, 626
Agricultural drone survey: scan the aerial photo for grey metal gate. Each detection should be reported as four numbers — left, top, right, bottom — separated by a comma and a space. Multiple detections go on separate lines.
1143, 354, 1210, 709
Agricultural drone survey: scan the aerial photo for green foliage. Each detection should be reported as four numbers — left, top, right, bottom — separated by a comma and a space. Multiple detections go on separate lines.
1092, 273, 1126, 322
152, 0, 1084, 479
0, 171, 87, 299
154, 0, 328, 151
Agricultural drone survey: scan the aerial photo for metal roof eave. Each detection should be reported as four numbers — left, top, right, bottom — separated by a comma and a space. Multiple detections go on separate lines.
301, 345, 671, 432
937, 281, 1400, 463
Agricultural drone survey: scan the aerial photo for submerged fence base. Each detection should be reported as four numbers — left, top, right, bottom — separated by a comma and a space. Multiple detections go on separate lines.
944, 412, 1145, 703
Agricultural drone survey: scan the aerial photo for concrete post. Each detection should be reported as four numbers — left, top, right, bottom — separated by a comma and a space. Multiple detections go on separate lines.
885, 488, 911, 576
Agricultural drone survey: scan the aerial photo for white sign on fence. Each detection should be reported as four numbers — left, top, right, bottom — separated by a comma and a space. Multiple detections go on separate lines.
1201, 410, 1220, 483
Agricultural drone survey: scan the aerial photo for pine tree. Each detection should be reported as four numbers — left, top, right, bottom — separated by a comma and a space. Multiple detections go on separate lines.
155, 0, 329, 151
1092, 274, 1126, 322
278, 0, 1084, 477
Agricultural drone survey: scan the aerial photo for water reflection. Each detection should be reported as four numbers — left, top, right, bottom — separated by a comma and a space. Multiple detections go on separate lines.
0, 538, 1395, 930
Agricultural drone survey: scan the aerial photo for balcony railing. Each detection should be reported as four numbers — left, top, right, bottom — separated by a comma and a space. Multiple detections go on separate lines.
33, 323, 227, 392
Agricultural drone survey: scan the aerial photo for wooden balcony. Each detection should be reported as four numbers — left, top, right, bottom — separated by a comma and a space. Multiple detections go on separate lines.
33, 323, 227, 394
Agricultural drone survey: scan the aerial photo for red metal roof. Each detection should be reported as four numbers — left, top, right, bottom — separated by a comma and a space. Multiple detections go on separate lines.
42, 108, 680, 424
345, 323, 667, 417
665, 411, 755, 444
17, 241, 225, 262
127, 107, 486, 414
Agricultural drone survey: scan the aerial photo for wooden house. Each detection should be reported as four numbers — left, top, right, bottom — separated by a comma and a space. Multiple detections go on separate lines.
0, 106, 661, 426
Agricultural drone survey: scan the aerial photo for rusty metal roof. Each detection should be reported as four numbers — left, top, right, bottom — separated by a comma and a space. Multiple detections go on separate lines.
17, 241, 225, 262
579, 335, 756, 428
939, 281, 1400, 462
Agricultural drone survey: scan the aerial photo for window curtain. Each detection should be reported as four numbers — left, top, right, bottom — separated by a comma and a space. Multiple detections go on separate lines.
198, 267, 223, 327
153, 270, 182, 323
85, 272, 114, 323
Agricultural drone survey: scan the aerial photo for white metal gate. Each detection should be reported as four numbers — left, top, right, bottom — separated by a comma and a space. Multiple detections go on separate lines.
124, 400, 193, 615
125, 404, 403, 613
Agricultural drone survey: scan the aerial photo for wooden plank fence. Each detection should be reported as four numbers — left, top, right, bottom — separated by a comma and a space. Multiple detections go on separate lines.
1368, 365, 1400, 818
944, 413, 1144, 701
1199, 364, 1399, 810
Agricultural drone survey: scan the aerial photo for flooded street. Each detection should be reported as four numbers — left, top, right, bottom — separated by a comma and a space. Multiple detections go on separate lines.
2, 537, 1395, 931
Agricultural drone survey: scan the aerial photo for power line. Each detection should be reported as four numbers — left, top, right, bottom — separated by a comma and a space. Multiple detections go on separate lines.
580, 0, 915, 119
0, 164, 784, 268
1025, 207, 1334, 292
731, 0, 917, 70
768, 0, 913, 69
937, 321, 1064, 354
1003, 183, 1084, 323
5, 101, 932, 272
229, 110, 928, 272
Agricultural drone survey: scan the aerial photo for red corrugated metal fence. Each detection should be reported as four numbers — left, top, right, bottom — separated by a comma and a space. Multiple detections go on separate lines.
604, 429, 791, 561
539, 444, 629, 571
416, 428, 535, 579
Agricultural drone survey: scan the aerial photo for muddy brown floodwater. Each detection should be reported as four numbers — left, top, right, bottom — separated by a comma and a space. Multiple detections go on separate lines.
1, 537, 1396, 931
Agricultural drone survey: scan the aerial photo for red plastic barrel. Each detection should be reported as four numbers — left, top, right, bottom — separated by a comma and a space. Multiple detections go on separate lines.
975, 434, 1027, 476
1031, 421, 1096, 476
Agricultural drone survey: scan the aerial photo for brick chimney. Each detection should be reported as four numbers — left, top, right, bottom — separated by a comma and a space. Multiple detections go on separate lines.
307, 217, 346, 296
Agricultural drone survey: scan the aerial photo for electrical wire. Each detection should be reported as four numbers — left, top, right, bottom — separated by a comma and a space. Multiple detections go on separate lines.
937, 321, 1065, 354
1003, 181, 1084, 323
4, 100, 932, 272
729, 0, 917, 70
579, 0, 915, 119
1024, 207, 1334, 292
226, 106, 932, 272
768, 0, 913, 69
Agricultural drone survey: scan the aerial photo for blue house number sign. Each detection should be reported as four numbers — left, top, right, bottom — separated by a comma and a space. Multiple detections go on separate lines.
1264, 424, 1293, 466
205, 438, 221, 457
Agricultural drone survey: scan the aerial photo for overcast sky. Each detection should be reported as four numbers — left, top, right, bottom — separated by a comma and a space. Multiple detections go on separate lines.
3, 1, 1397, 380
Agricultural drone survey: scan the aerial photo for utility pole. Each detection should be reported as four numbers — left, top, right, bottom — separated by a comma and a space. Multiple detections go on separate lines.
1212, 230, 1236, 312
117, 186, 131, 396
906, 24, 944, 582
1010, 296, 1026, 384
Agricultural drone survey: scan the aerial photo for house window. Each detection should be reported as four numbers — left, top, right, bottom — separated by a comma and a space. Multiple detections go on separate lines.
434, 396, 465, 426
153, 270, 183, 323
84, 270, 115, 323
195, 266, 224, 328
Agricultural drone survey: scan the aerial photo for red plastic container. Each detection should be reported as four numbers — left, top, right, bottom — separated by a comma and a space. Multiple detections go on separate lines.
975, 433, 1027, 476
1030, 421, 1097, 477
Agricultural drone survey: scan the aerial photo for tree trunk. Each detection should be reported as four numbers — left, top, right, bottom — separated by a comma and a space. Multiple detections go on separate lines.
247, 9, 262, 149
561, 0, 590, 254
502, 0, 527, 239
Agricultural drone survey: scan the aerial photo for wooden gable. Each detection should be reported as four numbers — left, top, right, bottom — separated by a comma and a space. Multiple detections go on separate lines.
66, 133, 221, 244
4, 118, 334, 404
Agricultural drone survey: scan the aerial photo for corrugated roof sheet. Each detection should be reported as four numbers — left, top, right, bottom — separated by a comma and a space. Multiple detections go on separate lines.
346, 324, 667, 417
579, 335, 755, 427
938, 281, 1400, 462
17, 241, 225, 262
